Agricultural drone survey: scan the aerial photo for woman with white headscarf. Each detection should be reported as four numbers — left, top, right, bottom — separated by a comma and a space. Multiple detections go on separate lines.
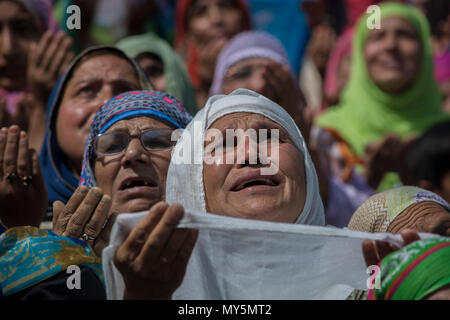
104, 89, 390, 300
166, 88, 324, 225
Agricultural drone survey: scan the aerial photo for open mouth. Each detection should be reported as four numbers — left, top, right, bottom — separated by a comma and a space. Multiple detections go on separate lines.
120, 178, 157, 190
232, 177, 280, 192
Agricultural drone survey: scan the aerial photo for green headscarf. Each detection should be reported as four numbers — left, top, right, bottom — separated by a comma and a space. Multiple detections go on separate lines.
116, 33, 198, 116
316, 2, 449, 156
369, 237, 450, 300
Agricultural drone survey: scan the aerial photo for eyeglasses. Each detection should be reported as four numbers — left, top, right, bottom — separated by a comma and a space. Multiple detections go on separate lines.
93, 129, 176, 157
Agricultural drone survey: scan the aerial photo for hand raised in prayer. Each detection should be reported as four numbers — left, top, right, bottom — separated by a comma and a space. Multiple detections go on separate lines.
363, 134, 401, 188
52, 185, 116, 257
362, 229, 421, 267
114, 202, 198, 300
0, 126, 47, 228
363, 134, 416, 189
197, 37, 228, 85
306, 23, 337, 73
27, 30, 74, 105
263, 61, 306, 133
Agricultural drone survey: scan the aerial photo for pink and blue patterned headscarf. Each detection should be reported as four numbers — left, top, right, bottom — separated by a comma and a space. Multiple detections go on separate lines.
80, 90, 192, 188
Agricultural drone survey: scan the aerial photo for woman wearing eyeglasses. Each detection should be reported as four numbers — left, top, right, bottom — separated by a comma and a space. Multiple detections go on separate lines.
51, 90, 193, 257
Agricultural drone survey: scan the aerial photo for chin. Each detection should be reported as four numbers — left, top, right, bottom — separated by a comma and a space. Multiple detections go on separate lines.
118, 199, 160, 214
233, 201, 289, 222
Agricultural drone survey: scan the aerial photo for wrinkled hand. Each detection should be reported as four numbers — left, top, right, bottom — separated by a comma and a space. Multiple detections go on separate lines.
264, 61, 306, 130
197, 38, 228, 85
362, 229, 420, 267
52, 186, 116, 257
114, 202, 198, 300
364, 134, 401, 189
27, 30, 74, 104
364, 134, 416, 188
307, 23, 336, 73
0, 126, 47, 227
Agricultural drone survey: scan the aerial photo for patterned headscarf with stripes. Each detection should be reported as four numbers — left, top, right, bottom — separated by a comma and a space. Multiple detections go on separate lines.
80, 90, 192, 188
369, 237, 450, 300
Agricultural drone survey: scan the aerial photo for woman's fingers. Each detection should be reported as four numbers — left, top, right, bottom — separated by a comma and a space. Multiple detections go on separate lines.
63, 187, 103, 237
138, 204, 185, 265
34, 31, 52, 68
362, 239, 380, 267
40, 31, 64, 72
52, 200, 65, 227
3, 126, 20, 177
161, 228, 193, 265
52, 185, 88, 235
400, 229, 421, 246
29, 149, 41, 179
115, 202, 169, 267
170, 229, 198, 276
83, 194, 111, 240
93, 211, 118, 256
0, 127, 7, 178
375, 240, 397, 261
16, 131, 31, 178
48, 35, 73, 78
27, 42, 38, 73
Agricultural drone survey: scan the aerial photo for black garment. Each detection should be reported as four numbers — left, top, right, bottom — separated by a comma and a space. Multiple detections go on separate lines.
4, 266, 106, 300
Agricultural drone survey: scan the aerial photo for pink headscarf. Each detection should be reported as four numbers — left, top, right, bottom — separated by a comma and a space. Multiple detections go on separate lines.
323, 28, 353, 106
434, 50, 450, 84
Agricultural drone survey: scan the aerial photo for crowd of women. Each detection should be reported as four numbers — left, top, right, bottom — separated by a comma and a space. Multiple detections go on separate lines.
0, 0, 449, 300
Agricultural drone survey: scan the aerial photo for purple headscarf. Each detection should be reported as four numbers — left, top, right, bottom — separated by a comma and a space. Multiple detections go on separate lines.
209, 31, 291, 96
80, 90, 193, 188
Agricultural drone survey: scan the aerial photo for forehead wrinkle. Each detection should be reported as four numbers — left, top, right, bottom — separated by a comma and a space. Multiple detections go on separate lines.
210, 112, 281, 130
73, 56, 137, 82
388, 202, 449, 233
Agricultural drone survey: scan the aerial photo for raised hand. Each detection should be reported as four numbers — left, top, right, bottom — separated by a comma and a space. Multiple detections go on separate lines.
363, 134, 416, 189
362, 229, 421, 267
114, 202, 198, 300
0, 126, 47, 228
27, 30, 74, 104
263, 61, 306, 130
197, 37, 228, 85
52, 185, 115, 257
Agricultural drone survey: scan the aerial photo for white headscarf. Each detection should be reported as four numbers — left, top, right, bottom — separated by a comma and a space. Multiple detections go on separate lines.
166, 88, 325, 226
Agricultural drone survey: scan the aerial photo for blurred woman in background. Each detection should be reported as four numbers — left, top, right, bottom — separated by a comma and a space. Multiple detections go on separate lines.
175, 0, 251, 108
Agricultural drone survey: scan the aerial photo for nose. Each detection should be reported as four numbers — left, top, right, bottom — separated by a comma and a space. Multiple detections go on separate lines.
208, 4, 223, 26
121, 137, 149, 167
0, 25, 13, 56
235, 135, 263, 168
382, 32, 398, 52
